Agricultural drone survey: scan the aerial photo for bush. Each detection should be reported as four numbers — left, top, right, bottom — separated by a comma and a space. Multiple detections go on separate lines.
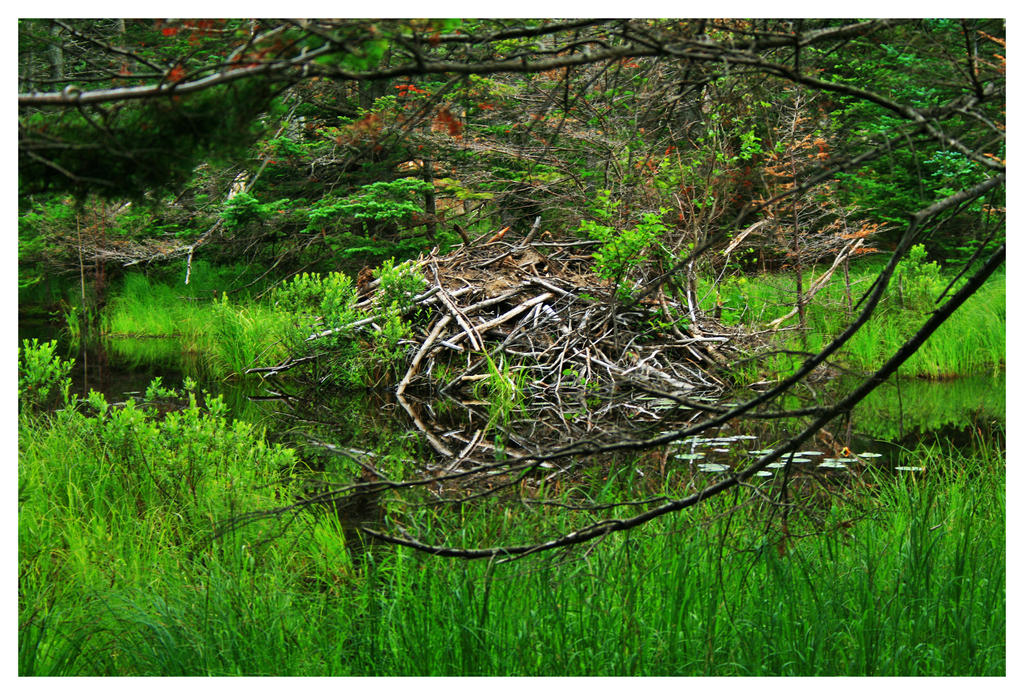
18, 339, 73, 413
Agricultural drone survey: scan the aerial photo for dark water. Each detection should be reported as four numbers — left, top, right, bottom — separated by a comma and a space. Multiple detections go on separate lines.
848, 372, 1005, 458
18, 318, 272, 420
18, 317, 1005, 560
19, 318, 1005, 475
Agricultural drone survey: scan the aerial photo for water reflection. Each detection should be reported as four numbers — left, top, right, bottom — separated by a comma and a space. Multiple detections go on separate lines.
19, 318, 1005, 497
257, 370, 1003, 519
18, 317, 1005, 557
849, 372, 1005, 451
18, 319, 276, 422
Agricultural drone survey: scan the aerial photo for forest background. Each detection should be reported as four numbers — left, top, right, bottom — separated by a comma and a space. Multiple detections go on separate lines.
14, 15, 1009, 677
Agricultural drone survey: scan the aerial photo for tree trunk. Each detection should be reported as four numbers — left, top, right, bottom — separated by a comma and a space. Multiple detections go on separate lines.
49, 22, 63, 81
422, 158, 437, 242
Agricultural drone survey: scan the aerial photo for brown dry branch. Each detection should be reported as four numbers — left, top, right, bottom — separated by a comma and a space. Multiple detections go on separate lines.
229, 174, 1004, 560
765, 237, 867, 330
269, 227, 746, 400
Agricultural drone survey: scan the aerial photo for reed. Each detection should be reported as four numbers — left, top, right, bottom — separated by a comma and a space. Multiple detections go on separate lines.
334, 446, 1003, 676
199, 297, 294, 379
19, 385, 1004, 675
100, 273, 294, 379
707, 262, 1005, 378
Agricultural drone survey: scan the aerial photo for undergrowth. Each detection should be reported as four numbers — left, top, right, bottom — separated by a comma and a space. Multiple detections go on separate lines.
706, 248, 1005, 378
98, 260, 426, 384
18, 341, 1005, 676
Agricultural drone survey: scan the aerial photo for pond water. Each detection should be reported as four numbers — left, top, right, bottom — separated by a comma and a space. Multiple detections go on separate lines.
19, 318, 274, 421
19, 318, 1005, 487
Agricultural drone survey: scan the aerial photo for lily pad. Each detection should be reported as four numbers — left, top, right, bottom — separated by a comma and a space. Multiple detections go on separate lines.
894, 466, 926, 472
697, 463, 731, 473
858, 452, 883, 458
818, 460, 848, 469
673, 453, 705, 460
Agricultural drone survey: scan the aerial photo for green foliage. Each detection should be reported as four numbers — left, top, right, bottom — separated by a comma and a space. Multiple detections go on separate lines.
17, 18, 1003, 273
312, 29, 391, 72
272, 271, 362, 377
822, 21, 1004, 251
737, 126, 764, 160
20, 81, 276, 199
18, 339, 74, 412
369, 303, 414, 380
924, 150, 988, 201
58, 387, 278, 535
220, 192, 291, 231
270, 265, 421, 386
590, 188, 621, 222
273, 270, 358, 323
18, 372, 300, 674
896, 244, 944, 311
302, 178, 434, 260
583, 208, 669, 300
307, 178, 431, 230
267, 135, 312, 159
373, 258, 426, 311
94, 267, 421, 388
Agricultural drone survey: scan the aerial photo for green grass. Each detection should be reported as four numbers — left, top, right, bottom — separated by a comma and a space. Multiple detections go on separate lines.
19, 258, 1006, 676
19, 386, 1005, 675
101, 272, 294, 379
97, 267, 429, 388
706, 258, 1005, 378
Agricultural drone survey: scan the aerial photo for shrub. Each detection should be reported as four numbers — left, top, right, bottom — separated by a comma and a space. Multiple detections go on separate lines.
18, 339, 73, 413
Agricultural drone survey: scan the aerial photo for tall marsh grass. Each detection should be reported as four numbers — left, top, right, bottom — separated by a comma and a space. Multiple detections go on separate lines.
101, 273, 293, 379
19, 371, 1005, 675
97, 267, 424, 384
707, 255, 1005, 378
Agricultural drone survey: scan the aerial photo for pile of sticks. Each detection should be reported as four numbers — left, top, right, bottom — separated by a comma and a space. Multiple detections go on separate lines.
255, 220, 744, 397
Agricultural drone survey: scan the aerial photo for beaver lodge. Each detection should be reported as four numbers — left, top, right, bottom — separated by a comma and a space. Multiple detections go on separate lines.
248, 218, 751, 403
